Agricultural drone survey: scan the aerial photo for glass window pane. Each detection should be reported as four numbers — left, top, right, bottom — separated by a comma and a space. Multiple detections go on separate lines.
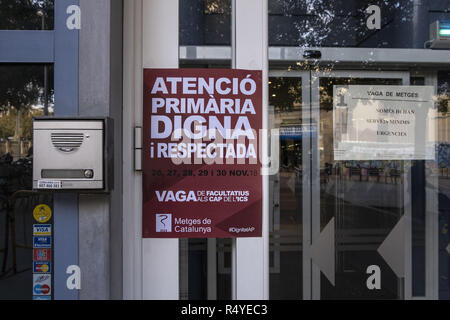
179, 238, 232, 300
0, 0, 54, 30
0, 64, 54, 300
269, 77, 303, 299
180, 0, 231, 46
269, 0, 432, 48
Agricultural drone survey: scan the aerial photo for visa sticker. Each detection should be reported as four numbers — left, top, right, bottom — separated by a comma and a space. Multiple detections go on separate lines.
33, 236, 52, 248
33, 224, 52, 236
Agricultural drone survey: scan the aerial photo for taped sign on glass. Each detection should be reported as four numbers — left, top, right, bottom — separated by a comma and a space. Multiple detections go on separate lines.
142, 69, 263, 238
333, 85, 436, 160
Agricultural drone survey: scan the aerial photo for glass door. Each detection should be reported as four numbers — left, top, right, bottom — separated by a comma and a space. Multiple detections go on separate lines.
267, 69, 444, 300
309, 70, 412, 299
268, 71, 310, 300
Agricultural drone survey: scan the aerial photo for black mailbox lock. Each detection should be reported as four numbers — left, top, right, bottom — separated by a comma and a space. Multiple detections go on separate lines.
303, 50, 322, 59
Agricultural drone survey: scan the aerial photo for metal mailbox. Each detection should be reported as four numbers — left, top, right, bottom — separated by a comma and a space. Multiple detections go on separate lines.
32, 117, 113, 192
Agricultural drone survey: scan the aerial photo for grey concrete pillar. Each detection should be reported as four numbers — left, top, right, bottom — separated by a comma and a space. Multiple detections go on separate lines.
78, 0, 123, 300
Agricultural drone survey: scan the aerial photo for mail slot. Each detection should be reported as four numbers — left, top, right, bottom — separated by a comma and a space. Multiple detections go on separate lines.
32, 117, 114, 192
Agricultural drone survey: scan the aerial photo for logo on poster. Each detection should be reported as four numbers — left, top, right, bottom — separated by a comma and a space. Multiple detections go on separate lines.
156, 214, 172, 233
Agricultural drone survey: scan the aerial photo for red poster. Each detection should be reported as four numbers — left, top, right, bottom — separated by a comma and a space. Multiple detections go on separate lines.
143, 69, 262, 238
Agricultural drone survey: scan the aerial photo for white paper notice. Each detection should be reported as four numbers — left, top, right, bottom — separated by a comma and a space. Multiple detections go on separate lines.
333, 85, 436, 160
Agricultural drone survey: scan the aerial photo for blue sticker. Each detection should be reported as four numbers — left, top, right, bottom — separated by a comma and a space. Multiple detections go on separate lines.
33, 236, 52, 248
33, 295, 51, 300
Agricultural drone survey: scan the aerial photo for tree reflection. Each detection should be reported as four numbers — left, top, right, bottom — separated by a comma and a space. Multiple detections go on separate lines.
0, 65, 54, 158
271, 0, 414, 48
269, 78, 302, 112
205, 0, 230, 15
0, 0, 54, 30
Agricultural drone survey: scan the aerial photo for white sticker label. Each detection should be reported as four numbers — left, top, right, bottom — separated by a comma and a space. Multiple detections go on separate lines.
37, 180, 62, 189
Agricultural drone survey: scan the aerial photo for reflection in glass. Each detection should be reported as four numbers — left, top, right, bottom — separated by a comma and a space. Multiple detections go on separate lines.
0, 64, 54, 300
180, 0, 231, 46
0, 64, 54, 161
269, 0, 418, 48
269, 77, 303, 299
437, 71, 450, 299
0, 0, 54, 30
179, 238, 232, 300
